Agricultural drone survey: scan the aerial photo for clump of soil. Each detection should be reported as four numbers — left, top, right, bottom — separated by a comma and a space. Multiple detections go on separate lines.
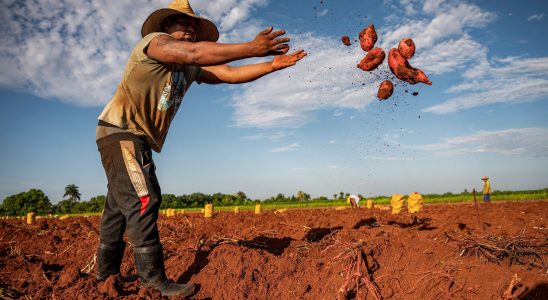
398, 38, 416, 59
1, 201, 547, 299
341, 35, 351, 46
359, 24, 377, 51
357, 48, 386, 71
98, 275, 122, 298
377, 80, 394, 100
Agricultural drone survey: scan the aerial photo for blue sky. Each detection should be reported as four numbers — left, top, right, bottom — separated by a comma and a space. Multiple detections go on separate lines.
1, 0, 547, 203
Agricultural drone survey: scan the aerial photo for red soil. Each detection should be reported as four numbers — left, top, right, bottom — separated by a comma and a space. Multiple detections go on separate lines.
341, 35, 351, 46
1, 201, 547, 299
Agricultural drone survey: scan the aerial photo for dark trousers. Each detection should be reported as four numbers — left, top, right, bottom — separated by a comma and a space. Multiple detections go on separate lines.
97, 133, 162, 248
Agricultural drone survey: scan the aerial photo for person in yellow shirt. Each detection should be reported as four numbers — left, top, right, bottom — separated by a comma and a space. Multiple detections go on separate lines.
482, 176, 491, 202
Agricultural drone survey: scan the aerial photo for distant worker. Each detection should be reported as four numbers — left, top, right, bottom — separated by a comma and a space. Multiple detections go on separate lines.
482, 176, 491, 202
347, 194, 361, 208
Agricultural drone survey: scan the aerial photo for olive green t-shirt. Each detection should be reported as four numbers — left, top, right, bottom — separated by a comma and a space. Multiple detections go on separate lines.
98, 32, 202, 152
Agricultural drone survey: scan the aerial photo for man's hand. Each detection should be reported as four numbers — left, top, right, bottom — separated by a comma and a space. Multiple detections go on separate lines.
271, 49, 307, 70
251, 27, 291, 57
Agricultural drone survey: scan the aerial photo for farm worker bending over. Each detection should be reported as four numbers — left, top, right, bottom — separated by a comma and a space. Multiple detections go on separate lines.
482, 176, 491, 202
94, 0, 306, 297
347, 194, 361, 208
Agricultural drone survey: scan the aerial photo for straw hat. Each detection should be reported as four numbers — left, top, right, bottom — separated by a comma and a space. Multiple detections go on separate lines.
141, 0, 219, 42
481, 176, 489, 180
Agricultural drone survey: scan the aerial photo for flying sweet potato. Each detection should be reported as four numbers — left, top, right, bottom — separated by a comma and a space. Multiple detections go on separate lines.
341, 35, 351, 46
377, 80, 394, 100
357, 48, 385, 71
388, 48, 432, 85
398, 38, 415, 59
358, 24, 377, 51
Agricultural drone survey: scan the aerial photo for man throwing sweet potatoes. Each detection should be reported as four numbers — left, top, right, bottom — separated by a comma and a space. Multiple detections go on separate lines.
94, 0, 306, 297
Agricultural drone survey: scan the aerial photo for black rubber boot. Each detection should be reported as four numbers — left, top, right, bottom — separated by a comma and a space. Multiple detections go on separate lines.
133, 244, 196, 297
96, 242, 125, 281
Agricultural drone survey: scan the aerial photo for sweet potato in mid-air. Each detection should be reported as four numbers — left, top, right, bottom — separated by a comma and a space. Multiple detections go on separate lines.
357, 48, 385, 71
377, 80, 394, 100
388, 48, 432, 85
359, 24, 377, 51
398, 38, 415, 59
341, 35, 351, 46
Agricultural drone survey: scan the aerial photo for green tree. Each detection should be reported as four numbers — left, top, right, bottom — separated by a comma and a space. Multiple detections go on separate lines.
1, 189, 52, 215
64, 184, 81, 202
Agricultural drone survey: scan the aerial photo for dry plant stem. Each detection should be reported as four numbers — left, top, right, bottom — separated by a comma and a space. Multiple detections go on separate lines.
406, 267, 464, 297
502, 274, 522, 300
81, 254, 97, 274
445, 231, 548, 270
472, 189, 483, 231
335, 243, 382, 300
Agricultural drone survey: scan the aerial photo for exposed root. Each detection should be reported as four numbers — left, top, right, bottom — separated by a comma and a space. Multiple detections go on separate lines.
81, 254, 97, 274
445, 230, 548, 270
406, 265, 464, 298
335, 242, 382, 300
501, 274, 523, 300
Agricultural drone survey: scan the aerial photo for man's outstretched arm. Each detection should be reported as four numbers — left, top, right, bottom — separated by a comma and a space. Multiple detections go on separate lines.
198, 49, 307, 84
147, 27, 290, 66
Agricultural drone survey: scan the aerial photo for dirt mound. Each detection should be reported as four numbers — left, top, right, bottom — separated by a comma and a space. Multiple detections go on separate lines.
1, 201, 547, 299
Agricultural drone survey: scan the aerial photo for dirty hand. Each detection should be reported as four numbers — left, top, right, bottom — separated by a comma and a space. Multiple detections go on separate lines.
271, 49, 307, 70
251, 27, 290, 57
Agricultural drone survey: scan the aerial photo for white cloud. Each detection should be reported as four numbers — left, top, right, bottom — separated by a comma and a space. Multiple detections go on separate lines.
423, 56, 548, 114
327, 164, 340, 169
231, 32, 380, 128
230, 0, 502, 129
329, 140, 337, 144
270, 142, 299, 153
527, 14, 545, 21
412, 128, 548, 158
0, 0, 269, 106
192, 0, 268, 32
241, 130, 289, 142
317, 9, 328, 17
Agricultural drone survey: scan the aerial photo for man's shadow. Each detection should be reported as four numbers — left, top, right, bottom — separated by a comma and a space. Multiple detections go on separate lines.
176, 235, 293, 284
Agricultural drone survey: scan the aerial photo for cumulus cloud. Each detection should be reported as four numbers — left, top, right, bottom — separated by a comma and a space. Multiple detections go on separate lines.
230, 0, 502, 128
423, 56, 548, 114
412, 128, 548, 158
231, 32, 379, 128
527, 14, 544, 21
0, 0, 268, 106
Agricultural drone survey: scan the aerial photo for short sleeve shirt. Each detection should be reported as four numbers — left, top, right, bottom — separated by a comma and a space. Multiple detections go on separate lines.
98, 32, 202, 152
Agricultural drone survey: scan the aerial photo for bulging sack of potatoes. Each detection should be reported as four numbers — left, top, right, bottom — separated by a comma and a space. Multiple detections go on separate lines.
391, 194, 405, 214
366, 199, 374, 209
408, 192, 423, 214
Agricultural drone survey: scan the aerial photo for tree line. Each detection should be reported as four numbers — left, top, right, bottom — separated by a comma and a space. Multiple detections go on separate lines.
0, 185, 339, 216
2, 185, 546, 216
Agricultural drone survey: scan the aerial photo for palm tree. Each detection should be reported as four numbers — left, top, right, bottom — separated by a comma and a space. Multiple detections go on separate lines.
64, 184, 81, 203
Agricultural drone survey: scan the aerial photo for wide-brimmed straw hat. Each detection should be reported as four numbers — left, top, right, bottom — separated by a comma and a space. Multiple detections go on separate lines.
481, 176, 489, 180
141, 0, 219, 42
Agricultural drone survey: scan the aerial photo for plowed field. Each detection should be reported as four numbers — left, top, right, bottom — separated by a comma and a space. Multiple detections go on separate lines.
1, 201, 547, 299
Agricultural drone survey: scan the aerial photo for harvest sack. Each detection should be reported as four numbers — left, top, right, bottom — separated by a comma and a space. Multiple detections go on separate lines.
391, 194, 405, 214
407, 192, 423, 214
